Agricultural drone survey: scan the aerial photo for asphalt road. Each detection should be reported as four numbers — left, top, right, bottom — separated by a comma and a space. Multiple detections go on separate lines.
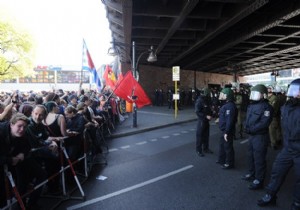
43, 122, 294, 210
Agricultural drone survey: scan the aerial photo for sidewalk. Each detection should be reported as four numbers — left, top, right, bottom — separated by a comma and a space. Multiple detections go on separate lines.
110, 105, 197, 138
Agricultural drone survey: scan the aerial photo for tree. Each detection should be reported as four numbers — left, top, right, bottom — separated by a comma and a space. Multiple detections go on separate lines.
0, 20, 34, 80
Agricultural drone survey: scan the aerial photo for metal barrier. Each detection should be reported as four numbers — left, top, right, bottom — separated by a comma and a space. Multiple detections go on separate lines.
1, 126, 109, 210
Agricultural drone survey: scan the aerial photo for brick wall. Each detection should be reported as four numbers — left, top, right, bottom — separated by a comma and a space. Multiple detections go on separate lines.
121, 63, 246, 104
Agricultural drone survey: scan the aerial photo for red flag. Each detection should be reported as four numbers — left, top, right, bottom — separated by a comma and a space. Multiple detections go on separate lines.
103, 65, 117, 89
117, 72, 123, 83
114, 71, 152, 108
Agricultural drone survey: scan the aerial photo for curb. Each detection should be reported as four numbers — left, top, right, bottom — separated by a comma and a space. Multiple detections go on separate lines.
110, 118, 197, 138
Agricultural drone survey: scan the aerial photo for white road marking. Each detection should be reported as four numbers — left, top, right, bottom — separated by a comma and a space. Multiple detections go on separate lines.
136, 141, 147, 145
240, 139, 249, 144
67, 165, 194, 210
150, 138, 158, 142
120, 145, 131, 149
181, 131, 188, 133
108, 148, 118, 152
162, 136, 170, 139
173, 133, 180, 136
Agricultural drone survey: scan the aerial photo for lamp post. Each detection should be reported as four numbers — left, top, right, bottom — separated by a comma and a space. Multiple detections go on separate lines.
131, 41, 138, 127
108, 41, 157, 128
131, 41, 157, 127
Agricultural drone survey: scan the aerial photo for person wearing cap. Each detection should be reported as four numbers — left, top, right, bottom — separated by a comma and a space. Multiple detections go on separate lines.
195, 87, 213, 157
241, 84, 274, 190
217, 88, 238, 169
257, 78, 300, 210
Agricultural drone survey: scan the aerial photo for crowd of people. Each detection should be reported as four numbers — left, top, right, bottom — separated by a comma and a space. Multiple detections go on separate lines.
194, 79, 300, 210
0, 86, 122, 210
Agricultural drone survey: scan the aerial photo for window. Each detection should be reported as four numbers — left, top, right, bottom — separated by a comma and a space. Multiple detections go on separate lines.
57, 71, 89, 83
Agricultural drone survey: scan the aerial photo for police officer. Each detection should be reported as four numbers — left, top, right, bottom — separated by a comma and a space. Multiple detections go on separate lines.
267, 86, 281, 150
274, 85, 286, 146
233, 86, 243, 139
195, 88, 213, 157
242, 84, 273, 190
217, 88, 237, 169
257, 79, 300, 210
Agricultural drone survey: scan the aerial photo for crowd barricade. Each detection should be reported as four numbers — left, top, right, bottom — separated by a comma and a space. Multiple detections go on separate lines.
3, 165, 26, 210
2, 126, 109, 210
98, 109, 114, 136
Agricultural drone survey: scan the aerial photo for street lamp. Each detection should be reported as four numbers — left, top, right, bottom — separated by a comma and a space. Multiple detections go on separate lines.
108, 41, 157, 127
131, 41, 157, 127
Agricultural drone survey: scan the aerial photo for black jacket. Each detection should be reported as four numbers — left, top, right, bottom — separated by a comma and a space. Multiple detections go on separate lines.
0, 121, 31, 166
244, 99, 273, 135
219, 101, 238, 134
195, 96, 212, 121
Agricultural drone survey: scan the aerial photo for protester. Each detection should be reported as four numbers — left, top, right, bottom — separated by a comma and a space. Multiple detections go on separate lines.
64, 105, 86, 160
0, 113, 47, 209
26, 105, 61, 194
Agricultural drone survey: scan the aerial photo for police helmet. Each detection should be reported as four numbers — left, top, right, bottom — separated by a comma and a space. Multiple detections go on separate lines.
201, 88, 210, 97
267, 85, 274, 93
274, 85, 282, 93
219, 88, 234, 101
287, 78, 300, 98
250, 84, 268, 101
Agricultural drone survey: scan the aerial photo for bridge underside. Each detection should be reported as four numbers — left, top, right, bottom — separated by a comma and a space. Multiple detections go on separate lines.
104, 0, 300, 76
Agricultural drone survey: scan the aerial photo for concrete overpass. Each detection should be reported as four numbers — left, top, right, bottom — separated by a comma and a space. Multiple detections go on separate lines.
103, 0, 300, 76
101, 0, 300, 97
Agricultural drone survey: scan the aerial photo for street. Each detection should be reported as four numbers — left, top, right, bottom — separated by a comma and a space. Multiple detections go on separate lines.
47, 121, 294, 210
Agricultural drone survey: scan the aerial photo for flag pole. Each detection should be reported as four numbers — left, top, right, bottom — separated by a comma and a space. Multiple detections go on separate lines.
81, 39, 85, 84
104, 71, 128, 103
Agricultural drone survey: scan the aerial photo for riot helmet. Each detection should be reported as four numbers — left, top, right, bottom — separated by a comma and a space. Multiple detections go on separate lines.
219, 88, 234, 101
201, 88, 210, 97
267, 85, 274, 93
274, 85, 282, 93
250, 84, 267, 101
287, 78, 300, 98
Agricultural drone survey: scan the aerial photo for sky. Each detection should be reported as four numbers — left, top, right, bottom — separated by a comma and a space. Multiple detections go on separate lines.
0, 0, 114, 68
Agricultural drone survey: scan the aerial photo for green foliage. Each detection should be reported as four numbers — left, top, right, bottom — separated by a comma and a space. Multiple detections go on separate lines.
0, 20, 34, 80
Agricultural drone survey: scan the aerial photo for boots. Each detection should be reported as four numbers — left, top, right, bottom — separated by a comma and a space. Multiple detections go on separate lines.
291, 202, 300, 210
257, 194, 277, 206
